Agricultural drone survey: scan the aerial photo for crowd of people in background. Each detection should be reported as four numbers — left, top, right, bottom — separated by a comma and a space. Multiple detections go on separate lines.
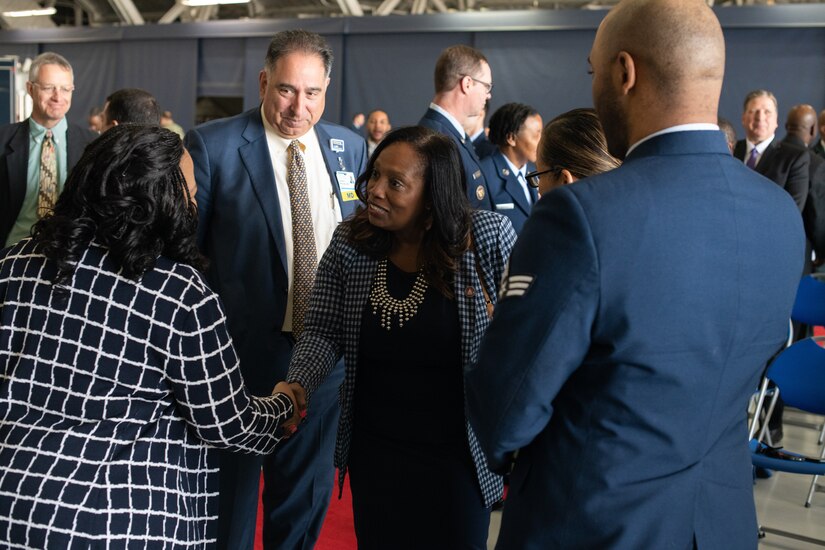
0, 0, 817, 548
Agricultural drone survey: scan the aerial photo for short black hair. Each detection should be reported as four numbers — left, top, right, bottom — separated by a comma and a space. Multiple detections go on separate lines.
265, 30, 333, 78
104, 88, 161, 127
488, 103, 539, 148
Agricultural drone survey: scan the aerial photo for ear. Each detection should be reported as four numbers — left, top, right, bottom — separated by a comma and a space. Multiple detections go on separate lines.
25, 81, 33, 98
616, 51, 636, 95
259, 70, 268, 100
506, 132, 517, 148
559, 169, 576, 185
459, 75, 472, 95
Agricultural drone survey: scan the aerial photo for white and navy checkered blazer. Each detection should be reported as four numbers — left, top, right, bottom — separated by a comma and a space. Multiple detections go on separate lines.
0, 239, 293, 548
287, 209, 516, 508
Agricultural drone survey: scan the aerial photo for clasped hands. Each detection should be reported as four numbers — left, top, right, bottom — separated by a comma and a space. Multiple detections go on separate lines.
272, 381, 307, 437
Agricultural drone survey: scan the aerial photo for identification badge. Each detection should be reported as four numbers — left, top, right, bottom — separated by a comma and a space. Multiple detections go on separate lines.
336, 171, 357, 201
330, 139, 345, 153
473, 170, 482, 180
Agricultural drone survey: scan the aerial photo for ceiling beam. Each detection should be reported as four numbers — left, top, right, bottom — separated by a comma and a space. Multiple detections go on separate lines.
375, 0, 403, 15
158, 1, 186, 23
107, 0, 144, 24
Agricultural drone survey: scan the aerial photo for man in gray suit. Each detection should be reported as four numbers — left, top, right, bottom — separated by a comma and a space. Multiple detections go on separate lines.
0, 52, 97, 248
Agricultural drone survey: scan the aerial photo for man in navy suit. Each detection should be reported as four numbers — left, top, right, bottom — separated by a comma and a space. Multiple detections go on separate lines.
0, 52, 97, 248
734, 90, 809, 212
466, 0, 805, 548
185, 30, 367, 550
480, 102, 542, 234
419, 45, 493, 210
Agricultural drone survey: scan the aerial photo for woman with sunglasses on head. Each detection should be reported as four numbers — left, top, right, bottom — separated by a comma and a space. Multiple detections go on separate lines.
526, 108, 621, 196
0, 125, 297, 548
283, 126, 516, 549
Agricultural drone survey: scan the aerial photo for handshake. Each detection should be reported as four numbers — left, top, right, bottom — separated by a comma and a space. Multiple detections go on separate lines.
272, 381, 307, 437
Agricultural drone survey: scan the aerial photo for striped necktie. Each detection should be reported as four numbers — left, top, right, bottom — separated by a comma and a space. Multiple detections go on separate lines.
287, 139, 318, 337
37, 130, 57, 217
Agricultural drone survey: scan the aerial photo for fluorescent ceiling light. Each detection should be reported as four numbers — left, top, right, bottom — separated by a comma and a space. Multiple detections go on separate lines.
2, 7, 57, 17
181, 0, 249, 5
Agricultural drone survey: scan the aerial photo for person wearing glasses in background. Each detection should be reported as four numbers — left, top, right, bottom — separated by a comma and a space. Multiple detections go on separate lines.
525, 108, 620, 197
0, 52, 98, 249
480, 103, 543, 234
419, 45, 494, 210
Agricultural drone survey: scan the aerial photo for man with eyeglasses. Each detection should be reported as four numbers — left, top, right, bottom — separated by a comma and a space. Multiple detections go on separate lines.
419, 44, 494, 210
0, 52, 97, 248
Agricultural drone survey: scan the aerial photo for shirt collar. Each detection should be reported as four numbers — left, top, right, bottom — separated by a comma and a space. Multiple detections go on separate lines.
501, 153, 526, 177
747, 134, 775, 156
626, 123, 719, 157
29, 116, 67, 141
429, 102, 467, 139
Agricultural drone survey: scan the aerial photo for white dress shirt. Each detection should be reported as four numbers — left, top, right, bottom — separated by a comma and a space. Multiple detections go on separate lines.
261, 106, 343, 332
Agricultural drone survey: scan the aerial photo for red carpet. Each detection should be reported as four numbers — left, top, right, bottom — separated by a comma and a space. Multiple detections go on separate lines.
254, 471, 357, 550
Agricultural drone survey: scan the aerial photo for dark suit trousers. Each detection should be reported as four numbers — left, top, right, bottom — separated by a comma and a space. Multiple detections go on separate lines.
216, 333, 344, 550
262, 358, 343, 550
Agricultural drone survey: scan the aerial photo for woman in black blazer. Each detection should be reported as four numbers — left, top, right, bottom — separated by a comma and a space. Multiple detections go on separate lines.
0, 125, 296, 548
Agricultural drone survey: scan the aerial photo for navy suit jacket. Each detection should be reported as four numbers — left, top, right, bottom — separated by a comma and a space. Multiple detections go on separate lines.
419, 108, 493, 210
734, 137, 809, 211
472, 132, 497, 159
185, 107, 367, 395
0, 120, 97, 246
479, 151, 537, 234
467, 131, 805, 549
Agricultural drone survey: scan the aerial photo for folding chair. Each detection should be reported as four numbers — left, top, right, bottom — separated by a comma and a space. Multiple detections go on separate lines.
749, 336, 825, 545
790, 274, 825, 503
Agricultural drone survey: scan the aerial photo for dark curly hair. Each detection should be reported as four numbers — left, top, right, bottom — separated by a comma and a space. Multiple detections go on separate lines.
31, 125, 206, 284
347, 126, 471, 299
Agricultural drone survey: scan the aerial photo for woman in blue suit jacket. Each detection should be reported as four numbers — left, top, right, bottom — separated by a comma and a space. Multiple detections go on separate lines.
285, 126, 515, 549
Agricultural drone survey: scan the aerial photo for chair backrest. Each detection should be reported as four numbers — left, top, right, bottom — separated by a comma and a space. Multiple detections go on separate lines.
766, 336, 825, 415
791, 274, 825, 327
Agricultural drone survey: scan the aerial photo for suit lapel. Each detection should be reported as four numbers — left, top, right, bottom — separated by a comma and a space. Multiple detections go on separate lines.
7, 122, 29, 221
238, 111, 289, 277
493, 153, 531, 215
756, 141, 779, 175
315, 123, 357, 219
66, 124, 86, 169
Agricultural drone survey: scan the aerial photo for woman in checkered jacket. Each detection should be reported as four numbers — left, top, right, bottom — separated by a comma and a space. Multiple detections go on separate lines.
0, 125, 297, 548
285, 126, 516, 549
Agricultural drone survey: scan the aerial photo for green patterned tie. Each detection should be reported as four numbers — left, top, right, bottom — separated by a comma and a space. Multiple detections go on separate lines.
37, 130, 57, 218
287, 140, 318, 337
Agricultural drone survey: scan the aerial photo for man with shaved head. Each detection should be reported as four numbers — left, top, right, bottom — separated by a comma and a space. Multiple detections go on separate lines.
466, 0, 805, 548
785, 105, 825, 271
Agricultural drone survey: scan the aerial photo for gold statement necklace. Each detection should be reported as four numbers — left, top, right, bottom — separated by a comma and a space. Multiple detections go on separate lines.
369, 258, 429, 330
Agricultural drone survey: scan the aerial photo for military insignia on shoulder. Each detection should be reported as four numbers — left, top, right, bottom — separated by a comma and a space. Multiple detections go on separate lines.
500, 274, 534, 298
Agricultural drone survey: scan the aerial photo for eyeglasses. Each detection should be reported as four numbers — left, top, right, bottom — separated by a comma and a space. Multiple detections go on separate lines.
31, 82, 75, 95
525, 167, 559, 189
461, 75, 493, 94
